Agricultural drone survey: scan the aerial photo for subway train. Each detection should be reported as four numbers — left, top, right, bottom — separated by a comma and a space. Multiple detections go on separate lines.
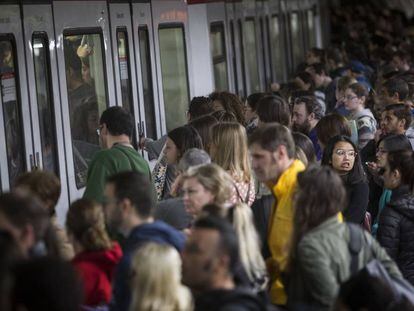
0, 0, 327, 224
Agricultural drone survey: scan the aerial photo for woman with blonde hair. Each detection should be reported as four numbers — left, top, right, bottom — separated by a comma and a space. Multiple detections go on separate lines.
210, 122, 255, 206
66, 199, 122, 307
182, 163, 233, 219
203, 203, 268, 293
129, 242, 192, 311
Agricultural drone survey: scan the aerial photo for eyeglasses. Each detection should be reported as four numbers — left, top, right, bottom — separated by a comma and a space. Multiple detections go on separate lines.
344, 95, 358, 101
96, 125, 103, 136
334, 149, 357, 157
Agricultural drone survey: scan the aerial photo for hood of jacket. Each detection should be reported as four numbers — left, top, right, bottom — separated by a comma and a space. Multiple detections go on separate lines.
126, 220, 186, 253
195, 288, 266, 311
388, 187, 414, 222
72, 242, 122, 276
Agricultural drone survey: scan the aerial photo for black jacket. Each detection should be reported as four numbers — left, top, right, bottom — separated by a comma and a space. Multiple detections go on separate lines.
377, 185, 414, 285
195, 288, 271, 311
343, 179, 369, 224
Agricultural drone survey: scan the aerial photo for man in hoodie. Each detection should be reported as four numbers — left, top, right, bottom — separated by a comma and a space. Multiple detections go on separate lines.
105, 171, 185, 311
381, 104, 414, 148
182, 216, 267, 311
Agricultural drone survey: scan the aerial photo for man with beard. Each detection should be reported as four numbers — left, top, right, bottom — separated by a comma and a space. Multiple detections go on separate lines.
292, 96, 324, 160
104, 171, 185, 311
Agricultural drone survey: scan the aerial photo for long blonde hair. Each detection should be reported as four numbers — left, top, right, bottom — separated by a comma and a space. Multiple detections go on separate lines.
182, 163, 233, 205
202, 203, 268, 291
129, 243, 193, 311
211, 122, 252, 183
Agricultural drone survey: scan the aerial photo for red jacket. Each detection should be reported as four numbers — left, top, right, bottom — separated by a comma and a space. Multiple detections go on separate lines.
72, 242, 122, 306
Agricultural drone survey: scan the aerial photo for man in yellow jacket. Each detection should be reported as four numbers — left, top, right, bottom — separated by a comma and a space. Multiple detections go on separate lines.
249, 124, 305, 306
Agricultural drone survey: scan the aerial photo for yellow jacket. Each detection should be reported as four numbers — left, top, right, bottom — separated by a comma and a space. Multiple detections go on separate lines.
266, 159, 305, 305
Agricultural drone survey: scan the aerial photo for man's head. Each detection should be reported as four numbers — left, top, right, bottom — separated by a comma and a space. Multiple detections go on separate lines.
380, 104, 412, 135
187, 96, 214, 122
248, 124, 295, 183
104, 171, 156, 236
256, 95, 291, 127
379, 78, 409, 105
14, 171, 61, 216
0, 193, 49, 257
292, 96, 323, 134
182, 215, 239, 292
306, 48, 325, 65
305, 63, 327, 88
390, 51, 410, 72
98, 107, 134, 148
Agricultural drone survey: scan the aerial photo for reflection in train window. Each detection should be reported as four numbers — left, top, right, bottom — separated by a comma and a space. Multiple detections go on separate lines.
307, 9, 316, 48
270, 15, 284, 82
290, 12, 303, 69
158, 25, 189, 132
0, 37, 26, 185
238, 20, 246, 97
32, 34, 59, 176
63, 32, 108, 189
229, 21, 239, 94
245, 19, 260, 93
116, 30, 133, 114
138, 26, 157, 140
210, 22, 228, 91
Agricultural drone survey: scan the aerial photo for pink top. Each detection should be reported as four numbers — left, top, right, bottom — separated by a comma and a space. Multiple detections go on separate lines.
230, 176, 256, 206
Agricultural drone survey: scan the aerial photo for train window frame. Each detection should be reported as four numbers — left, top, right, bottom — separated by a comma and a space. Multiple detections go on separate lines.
237, 19, 247, 97
31, 32, 60, 176
62, 28, 109, 189
158, 23, 191, 132
270, 14, 284, 82
0, 33, 27, 185
138, 25, 157, 140
229, 20, 239, 94
244, 17, 260, 93
116, 28, 134, 114
210, 21, 229, 91
307, 7, 316, 48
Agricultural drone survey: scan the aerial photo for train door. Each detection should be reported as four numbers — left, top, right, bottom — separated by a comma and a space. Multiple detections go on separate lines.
234, 2, 248, 97
151, 0, 193, 133
108, 3, 140, 149
0, 5, 33, 192
131, 2, 162, 144
22, 3, 70, 225
226, 2, 244, 97
53, 1, 116, 201
258, 0, 272, 91
187, 2, 214, 96
206, 1, 231, 93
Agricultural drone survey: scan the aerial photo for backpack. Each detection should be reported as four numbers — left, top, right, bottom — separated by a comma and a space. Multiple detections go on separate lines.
347, 223, 414, 305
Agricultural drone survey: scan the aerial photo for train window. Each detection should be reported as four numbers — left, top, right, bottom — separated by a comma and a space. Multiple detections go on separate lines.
238, 20, 246, 97
158, 25, 190, 132
270, 15, 284, 82
63, 32, 108, 189
116, 30, 134, 114
210, 22, 228, 91
244, 19, 260, 93
138, 26, 157, 139
307, 9, 316, 48
229, 21, 239, 94
0, 37, 26, 185
290, 12, 302, 69
260, 17, 268, 88
32, 34, 59, 175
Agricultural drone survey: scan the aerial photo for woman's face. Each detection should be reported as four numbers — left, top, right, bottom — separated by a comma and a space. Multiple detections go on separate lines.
376, 141, 388, 168
331, 141, 356, 174
164, 138, 179, 165
382, 162, 401, 190
182, 177, 215, 218
244, 101, 256, 122
343, 88, 363, 112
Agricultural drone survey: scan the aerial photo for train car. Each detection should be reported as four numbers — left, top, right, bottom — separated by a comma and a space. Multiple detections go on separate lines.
0, 0, 326, 224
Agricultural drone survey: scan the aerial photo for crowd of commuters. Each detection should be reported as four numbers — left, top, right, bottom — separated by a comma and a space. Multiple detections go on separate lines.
3, 2, 414, 311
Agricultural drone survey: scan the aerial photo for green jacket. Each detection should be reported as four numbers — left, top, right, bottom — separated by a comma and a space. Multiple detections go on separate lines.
286, 216, 402, 310
83, 144, 151, 203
